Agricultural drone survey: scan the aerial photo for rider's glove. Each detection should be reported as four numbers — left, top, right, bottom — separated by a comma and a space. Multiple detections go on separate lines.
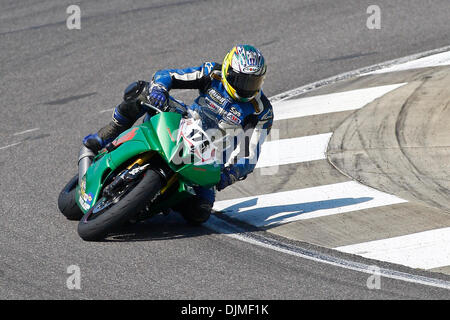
216, 166, 239, 191
148, 85, 169, 109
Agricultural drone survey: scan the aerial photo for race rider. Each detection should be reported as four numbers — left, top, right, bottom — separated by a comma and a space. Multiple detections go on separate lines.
82, 45, 273, 224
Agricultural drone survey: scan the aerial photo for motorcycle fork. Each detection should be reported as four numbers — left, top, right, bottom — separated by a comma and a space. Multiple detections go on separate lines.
161, 173, 178, 194
126, 152, 154, 169
103, 152, 155, 198
127, 151, 179, 196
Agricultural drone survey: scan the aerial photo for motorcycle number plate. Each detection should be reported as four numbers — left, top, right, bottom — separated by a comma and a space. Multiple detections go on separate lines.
177, 118, 217, 165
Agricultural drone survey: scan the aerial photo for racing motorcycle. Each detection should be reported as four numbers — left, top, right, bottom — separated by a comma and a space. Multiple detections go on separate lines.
58, 98, 221, 241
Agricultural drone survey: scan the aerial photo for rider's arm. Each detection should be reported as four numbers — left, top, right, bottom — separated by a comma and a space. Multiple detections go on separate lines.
151, 62, 220, 91
225, 92, 274, 180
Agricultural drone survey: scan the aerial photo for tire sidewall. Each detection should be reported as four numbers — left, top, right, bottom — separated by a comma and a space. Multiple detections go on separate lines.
77, 170, 162, 241
58, 175, 84, 221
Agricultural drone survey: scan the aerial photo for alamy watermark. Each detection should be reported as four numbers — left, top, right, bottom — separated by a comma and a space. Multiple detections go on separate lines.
164, 122, 280, 175
366, 265, 381, 289
366, 5, 381, 30
66, 5, 81, 30
66, 265, 81, 290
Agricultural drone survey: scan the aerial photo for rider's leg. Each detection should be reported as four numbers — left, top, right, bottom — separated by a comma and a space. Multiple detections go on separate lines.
83, 81, 149, 153
173, 187, 216, 224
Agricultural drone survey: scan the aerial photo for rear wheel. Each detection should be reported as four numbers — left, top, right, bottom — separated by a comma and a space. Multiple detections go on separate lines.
58, 175, 83, 221
77, 169, 162, 241
174, 197, 212, 226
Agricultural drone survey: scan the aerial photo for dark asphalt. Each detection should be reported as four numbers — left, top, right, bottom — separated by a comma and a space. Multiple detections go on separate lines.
1, 0, 450, 299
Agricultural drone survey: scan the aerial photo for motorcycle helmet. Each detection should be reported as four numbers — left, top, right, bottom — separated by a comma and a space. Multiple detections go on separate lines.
221, 45, 267, 102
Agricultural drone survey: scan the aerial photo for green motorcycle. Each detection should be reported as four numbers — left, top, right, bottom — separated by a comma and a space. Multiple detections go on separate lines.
58, 99, 221, 241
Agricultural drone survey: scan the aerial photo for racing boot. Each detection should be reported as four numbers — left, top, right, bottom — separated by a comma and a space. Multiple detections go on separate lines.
82, 118, 128, 154
82, 80, 151, 154
79, 110, 131, 180
79, 81, 150, 179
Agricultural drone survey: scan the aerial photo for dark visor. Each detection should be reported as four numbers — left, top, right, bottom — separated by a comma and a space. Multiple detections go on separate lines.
226, 69, 265, 98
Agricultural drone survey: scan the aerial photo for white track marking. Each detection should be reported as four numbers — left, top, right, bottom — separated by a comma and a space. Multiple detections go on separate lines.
206, 47, 450, 288
335, 228, 450, 270
365, 51, 450, 75
269, 45, 450, 103
255, 133, 332, 168
205, 216, 450, 290
214, 181, 407, 227
273, 83, 406, 120
0, 142, 22, 150
98, 108, 114, 113
13, 128, 40, 136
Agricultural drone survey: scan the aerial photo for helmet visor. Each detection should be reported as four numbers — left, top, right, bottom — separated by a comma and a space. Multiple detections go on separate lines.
226, 69, 265, 98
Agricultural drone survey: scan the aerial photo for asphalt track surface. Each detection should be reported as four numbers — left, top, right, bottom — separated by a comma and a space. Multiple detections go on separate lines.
1, 0, 450, 299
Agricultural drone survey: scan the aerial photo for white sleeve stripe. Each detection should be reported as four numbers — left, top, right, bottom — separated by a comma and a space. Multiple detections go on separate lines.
169, 70, 203, 81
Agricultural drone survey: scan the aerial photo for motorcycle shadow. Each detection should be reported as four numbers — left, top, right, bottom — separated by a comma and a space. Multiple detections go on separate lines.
104, 211, 215, 242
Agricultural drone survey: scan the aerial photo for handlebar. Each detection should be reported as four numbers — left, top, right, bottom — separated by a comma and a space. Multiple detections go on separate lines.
140, 102, 163, 114
141, 97, 191, 118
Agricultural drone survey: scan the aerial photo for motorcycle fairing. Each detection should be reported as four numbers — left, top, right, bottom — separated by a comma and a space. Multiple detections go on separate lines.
76, 112, 220, 214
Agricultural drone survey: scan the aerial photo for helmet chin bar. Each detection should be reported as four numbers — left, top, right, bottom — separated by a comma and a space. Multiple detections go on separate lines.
234, 91, 256, 102
221, 75, 255, 102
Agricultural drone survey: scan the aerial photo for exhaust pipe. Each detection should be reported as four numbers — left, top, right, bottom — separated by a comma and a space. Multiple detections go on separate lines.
78, 145, 95, 180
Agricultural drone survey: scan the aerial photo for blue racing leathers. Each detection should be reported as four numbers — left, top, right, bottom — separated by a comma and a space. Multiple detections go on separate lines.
151, 62, 274, 191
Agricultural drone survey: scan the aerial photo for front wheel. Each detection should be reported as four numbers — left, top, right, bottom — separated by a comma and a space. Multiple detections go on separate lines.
58, 175, 83, 221
77, 169, 162, 241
